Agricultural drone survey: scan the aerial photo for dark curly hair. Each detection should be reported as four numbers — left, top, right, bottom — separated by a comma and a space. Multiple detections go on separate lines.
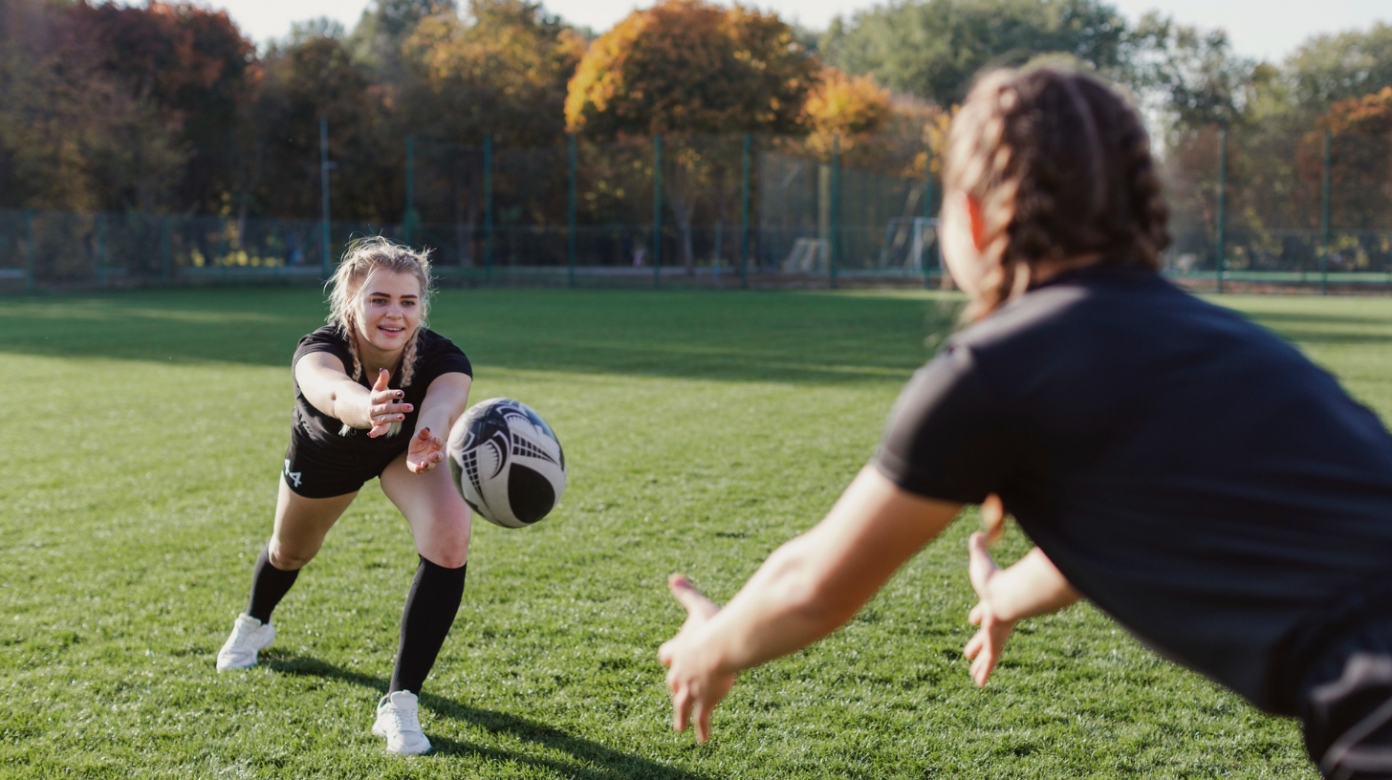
945, 66, 1170, 322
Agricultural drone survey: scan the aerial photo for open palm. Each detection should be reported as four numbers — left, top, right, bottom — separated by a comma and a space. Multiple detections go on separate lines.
407, 427, 444, 473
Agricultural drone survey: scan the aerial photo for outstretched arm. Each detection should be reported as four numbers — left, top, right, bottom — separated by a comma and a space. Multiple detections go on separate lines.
296, 355, 410, 437
405, 372, 472, 473
963, 537, 1079, 687
658, 466, 962, 742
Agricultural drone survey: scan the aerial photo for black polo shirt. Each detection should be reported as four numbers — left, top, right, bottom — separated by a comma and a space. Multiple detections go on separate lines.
874, 268, 1392, 714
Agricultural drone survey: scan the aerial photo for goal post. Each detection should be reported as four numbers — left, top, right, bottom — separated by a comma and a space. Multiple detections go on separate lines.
879, 216, 940, 275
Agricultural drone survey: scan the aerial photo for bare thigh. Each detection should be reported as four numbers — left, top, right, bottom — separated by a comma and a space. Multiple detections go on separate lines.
268, 479, 357, 570
380, 452, 472, 568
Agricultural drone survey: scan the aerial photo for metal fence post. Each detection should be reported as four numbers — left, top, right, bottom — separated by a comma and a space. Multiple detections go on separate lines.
567, 133, 577, 288
830, 135, 841, 290
220, 214, 230, 279
96, 213, 106, 286
739, 132, 751, 289
405, 135, 416, 245
23, 210, 35, 292
653, 133, 663, 289
319, 116, 332, 277
484, 134, 494, 284
1321, 127, 1331, 295
1216, 126, 1227, 294
160, 215, 171, 283
922, 143, 935, 287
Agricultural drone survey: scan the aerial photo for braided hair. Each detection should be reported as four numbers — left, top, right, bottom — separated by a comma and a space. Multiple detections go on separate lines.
945, 66, 1170, 323
325, 236, 434, 437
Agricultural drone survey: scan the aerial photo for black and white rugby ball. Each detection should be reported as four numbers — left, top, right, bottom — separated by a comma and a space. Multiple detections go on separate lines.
447, 398, 566, 528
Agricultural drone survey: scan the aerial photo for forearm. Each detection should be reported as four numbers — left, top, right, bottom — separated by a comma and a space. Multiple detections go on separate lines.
693, 535, 853, 674
985, 547, 1080, 623
414, 374, 471, 436
691, 469, 960, 675
326, 381, 373, 428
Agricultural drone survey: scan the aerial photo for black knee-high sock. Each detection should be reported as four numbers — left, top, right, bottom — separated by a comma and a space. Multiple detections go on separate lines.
245, 546, 300, 624
389, 557, 467, 695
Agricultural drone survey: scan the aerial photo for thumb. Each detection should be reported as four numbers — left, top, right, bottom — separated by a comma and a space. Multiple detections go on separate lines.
373, 368, 390, 392
968, 532, 992, 561
668, 574, 719, 620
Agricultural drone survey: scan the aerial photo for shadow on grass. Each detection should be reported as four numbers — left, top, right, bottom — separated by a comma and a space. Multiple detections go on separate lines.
0, 287, 953, 385
265, 653, 712, 780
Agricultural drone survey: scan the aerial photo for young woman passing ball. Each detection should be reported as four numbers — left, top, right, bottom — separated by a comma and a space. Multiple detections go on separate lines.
659, 67, 1392, 779
216, 237, 473, 755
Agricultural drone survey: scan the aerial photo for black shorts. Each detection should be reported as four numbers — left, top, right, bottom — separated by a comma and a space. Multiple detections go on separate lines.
1298, 617, 1392, 780
282, 428, 408, 499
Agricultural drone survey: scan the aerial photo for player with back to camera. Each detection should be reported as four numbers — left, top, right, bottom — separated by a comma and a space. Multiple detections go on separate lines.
216, 237, 474, 756
659, 65, 1392, 779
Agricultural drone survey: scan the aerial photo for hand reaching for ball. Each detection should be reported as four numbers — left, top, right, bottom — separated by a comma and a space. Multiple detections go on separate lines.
407, 427, 444, 473
367, 368, 411, 438
963, 532, 1015, 688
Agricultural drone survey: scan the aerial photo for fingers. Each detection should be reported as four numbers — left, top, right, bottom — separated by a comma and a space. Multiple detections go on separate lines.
968, 531, 989, 557
370, 401, 413, 419
968, 602, 984, 626
695, 699, 713, 743
672, 686, 691, 734
406, 428, 446, 473
668, 574, 720, 620
981, 494, 1005, 544
971, 651, 997, 688
964, 628, 985, 660
373, 368, 390, 391
967, 533, 999, 597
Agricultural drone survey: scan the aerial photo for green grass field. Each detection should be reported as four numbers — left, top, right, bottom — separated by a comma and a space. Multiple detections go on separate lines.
4, 286, 1391, 779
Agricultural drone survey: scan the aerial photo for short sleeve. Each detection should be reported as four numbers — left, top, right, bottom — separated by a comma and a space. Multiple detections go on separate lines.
293, 327, 352, 372
873, 344, 1016, 504
413, 331, 473, 388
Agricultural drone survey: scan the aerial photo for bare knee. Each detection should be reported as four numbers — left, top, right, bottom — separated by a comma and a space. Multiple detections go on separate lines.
417, 519, 470, 569
268, 539, 318, 571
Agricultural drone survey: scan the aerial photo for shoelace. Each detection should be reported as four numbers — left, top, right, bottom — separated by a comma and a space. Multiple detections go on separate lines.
382, 706, 421, 735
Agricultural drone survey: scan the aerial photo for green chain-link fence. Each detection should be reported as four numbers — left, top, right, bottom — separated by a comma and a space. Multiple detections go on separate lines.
5, 125, 1391, 293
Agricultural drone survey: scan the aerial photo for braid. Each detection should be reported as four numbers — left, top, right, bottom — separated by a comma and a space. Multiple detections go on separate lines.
343, 317, 364, 383
947, 66, 1171, 322
399, 326, 421, 389
1111, 94, 1170, 267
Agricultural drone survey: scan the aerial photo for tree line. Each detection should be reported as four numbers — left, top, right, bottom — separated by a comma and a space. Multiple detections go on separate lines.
2, 0, 1390, 235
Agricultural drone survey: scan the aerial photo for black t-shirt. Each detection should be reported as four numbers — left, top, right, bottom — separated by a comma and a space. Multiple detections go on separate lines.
874, 268, 1392, 714
291, 325, 473, 458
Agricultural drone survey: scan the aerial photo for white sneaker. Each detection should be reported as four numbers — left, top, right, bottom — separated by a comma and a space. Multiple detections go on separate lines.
215, 614, 276, 672
372, 690, 431, 755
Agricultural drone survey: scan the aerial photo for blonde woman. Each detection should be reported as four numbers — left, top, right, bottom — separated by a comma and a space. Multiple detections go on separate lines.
216, 237, 473, 755
659, 67, 1392, 779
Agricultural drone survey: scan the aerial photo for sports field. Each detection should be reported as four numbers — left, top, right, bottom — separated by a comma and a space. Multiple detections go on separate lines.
4, 287, 1389, 779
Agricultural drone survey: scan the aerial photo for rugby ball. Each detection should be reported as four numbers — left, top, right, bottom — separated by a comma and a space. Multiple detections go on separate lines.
447, 398, 566, 528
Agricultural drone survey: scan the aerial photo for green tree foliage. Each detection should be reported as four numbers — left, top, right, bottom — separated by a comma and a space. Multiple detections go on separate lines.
65, 1, 255, 212
243, 35, 397, 221
1286, 23, 1392, 112
399, 0, 582, 146
349, 0, 455, 72
1130, 14, 1256, 129
821, 0, 1129, 105
0, 0, 187, 212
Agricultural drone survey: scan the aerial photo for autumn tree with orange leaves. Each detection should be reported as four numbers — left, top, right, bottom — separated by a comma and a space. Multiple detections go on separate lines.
1298, 88, 1392, 231
565, 0, 901, 270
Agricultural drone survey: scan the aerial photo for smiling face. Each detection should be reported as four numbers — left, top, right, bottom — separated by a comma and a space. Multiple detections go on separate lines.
353, 269, 423, 358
